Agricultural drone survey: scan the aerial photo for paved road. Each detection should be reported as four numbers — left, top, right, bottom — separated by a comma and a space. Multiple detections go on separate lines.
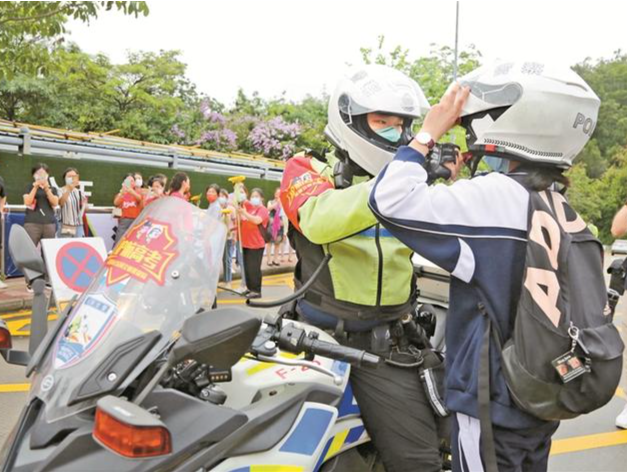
1, 272, 626, 471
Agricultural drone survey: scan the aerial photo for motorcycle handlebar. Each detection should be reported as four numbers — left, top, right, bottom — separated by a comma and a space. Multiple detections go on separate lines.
301, 336, 381, 368
276, 324, 380, 369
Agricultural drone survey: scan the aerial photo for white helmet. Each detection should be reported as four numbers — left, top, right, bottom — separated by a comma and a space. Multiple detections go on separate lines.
325, 64, 430, 176
459, 60, 600, 169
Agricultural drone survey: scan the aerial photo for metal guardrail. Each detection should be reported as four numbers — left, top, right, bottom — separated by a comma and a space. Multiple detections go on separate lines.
0, 120, 285, 181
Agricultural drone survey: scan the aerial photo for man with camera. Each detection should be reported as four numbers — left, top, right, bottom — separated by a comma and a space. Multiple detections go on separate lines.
609, 207, 627, 429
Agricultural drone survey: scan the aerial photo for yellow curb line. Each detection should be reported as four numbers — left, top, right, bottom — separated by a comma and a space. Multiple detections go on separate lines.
0, 383, 30, 393
550, 429, 627, 455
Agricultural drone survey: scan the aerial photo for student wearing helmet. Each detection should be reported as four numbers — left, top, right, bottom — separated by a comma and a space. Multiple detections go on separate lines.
280, 65, 443, 471
369, 62, 601, 471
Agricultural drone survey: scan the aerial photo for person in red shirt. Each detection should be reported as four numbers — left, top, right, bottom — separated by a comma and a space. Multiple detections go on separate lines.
113, 173, 143, 245
238, 188, 269, 298
168, 172, 191, 201
143, 174, 168, 207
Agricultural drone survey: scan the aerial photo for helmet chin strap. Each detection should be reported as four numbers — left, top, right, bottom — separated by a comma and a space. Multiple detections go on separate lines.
467, 154, 484, 177
333, 148, 370, 189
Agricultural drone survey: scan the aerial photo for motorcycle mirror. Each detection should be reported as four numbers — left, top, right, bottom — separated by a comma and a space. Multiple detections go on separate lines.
8, 225, 46, 282
172, 307, 261, 369
9, 226, 50, 355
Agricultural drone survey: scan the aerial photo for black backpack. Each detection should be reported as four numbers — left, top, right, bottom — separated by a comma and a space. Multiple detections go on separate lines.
259, 221, 272, 244
499, 189, 624, 421
479, 188, 624, 471
260, 209, 278, 244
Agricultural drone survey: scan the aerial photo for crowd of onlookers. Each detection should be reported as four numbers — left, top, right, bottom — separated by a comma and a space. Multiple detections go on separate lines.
0, 164, 294, 296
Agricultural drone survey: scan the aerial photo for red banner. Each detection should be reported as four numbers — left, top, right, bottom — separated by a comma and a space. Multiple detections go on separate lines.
280, 156, 334, 232
105, 217, 179, 286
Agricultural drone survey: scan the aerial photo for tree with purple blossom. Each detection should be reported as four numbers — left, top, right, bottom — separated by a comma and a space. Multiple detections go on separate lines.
171, 97, 238, 152
247, 116, 300, 159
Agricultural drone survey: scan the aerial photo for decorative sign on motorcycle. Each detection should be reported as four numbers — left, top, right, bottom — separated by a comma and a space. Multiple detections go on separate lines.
54, 293, 118, 369
105, 217, 179, 286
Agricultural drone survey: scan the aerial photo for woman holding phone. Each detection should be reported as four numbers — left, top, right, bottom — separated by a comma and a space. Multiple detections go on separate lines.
113, 173, 143, 244
23, 163, 59, 247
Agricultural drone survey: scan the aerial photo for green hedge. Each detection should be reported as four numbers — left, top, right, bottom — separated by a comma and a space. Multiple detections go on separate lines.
0, 151, 278, 208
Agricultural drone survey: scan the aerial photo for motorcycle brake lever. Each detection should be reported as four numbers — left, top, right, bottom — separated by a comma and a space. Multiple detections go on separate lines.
255, 354, 343, 386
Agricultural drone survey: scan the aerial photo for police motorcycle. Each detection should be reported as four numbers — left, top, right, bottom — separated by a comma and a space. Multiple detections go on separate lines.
0, 197, 386, 472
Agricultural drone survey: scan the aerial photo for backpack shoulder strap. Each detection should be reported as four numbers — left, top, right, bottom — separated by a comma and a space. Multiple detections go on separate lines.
477, 176, 537, 472
478, 312, 499, 472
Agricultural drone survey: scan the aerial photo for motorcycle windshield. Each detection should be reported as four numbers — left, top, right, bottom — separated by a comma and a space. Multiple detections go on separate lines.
31, 197, 226, 422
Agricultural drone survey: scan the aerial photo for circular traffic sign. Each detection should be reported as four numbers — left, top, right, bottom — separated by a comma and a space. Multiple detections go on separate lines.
55, 242, 104, 293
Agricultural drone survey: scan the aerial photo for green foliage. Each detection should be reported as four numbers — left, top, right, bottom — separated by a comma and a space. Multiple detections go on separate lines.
265, 94, 329, 153
6, 46, 193, 144
0, 150, 277, 208
0, 2, 149, 80
562, 53, 627, 240
361, 35, 482, 104
566, 164, 602, 223
565, 147, 627, 244
573, 53, 627, 174
3, 16, 627, 239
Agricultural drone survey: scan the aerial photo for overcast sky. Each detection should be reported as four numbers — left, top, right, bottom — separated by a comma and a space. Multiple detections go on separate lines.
68, 0, 626, 106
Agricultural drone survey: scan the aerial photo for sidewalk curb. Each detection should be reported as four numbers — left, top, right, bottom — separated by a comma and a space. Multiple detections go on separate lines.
0, 266, 294, 314
0, 299, 30, 313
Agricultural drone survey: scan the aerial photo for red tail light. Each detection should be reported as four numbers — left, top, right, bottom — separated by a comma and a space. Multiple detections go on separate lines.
0, 325, 12, 349
93, 408, 171, 458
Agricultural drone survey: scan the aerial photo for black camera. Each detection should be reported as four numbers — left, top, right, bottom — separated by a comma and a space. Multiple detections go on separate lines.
423, 143, 460, 184
608, 258, 627, 295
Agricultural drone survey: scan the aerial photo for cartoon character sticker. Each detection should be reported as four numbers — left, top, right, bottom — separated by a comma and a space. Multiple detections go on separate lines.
54, 293, 118, 369
105, 217, 179, 286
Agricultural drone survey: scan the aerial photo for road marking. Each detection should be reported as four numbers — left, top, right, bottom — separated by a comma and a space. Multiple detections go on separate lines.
0, 311, 35, 320
617, 387, 626, 400
217, 299, 248, 305
551, 430, 627, 455
0, 383, 30, 393
5, 315, 58, 336
263, 274, 294, 288
1, 308, 59, 320
218, 299, 279, 305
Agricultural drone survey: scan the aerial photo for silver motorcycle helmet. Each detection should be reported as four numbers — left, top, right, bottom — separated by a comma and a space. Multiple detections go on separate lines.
459, 60, 600, 170
325, 64, 431, 176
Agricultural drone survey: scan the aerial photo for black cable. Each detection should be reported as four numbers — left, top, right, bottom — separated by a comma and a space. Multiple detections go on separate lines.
246, 254, 331, 308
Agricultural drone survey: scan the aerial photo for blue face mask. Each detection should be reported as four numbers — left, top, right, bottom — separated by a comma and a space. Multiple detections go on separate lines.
376, 126, 402, 143
483, 155, 510, 173
250, 197, 261, 206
